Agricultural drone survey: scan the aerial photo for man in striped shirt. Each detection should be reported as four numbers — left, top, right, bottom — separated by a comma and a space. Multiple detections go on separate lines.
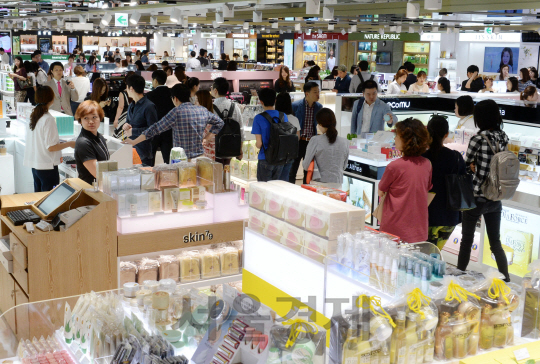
123, 84, 224, 159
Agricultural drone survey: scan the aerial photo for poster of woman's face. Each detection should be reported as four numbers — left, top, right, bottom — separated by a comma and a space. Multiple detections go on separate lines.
327, 43, 336, 59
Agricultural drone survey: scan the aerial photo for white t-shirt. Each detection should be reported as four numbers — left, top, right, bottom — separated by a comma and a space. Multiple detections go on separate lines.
287, 114, 300, 132
361, 101, 375, 134
327, 57, 336, 71
166, 75, 181, 88
386, 81, 407, 95
408, 83, 430, 94
186, 57, 201, 69
456, 115, 478, 132
23, 112, 62, 170
70, 76, 91, 102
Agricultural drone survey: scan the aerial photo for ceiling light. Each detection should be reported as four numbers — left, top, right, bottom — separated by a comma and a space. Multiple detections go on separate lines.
222, 4, 234, 17
406, 2, 420, 18
494, 27, 501, 34
150, 16, 158, 26
432, 26, 439, 32
341, 28, 346, 35
325, 0, 337, 4
170, 8, 181, 22
328, 23, 334, 30
305, 28, 311, 35
318, 29, 322, 34
396, 25, 401, 33
408, 26, 415, 33
213, 21, 218, 28
306, 0, 320, 15
102, 3, 108, 8
243, 21, 249, 30
262, 26, 266, 31
130, 11, 141, 25
216, 12, 224, 24
350, 24, 357, 32
253, 11, 262, 22
182, 16, 188, 28
378, 28, 384, 35
323, 7, 334, 21
424, 0, 442, 10
272, 22, 278, 29
101, 13, 112, 25
295, 23, 301, 32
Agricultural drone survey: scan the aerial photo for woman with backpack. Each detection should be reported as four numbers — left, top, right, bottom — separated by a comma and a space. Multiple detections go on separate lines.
423, 115, 466, 250
458, 99, 510, 282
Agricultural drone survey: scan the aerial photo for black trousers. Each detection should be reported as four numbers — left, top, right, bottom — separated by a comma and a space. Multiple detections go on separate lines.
151, 130, 174, 164
458, 197, 509, 281
288, 139, 309, 184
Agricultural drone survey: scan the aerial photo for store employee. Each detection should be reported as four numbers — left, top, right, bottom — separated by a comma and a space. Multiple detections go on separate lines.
74, 101, 110, 185
350, 79, 397, 135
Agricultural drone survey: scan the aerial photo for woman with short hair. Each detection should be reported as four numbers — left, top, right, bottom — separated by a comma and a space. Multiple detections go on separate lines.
386, 69, 408, 94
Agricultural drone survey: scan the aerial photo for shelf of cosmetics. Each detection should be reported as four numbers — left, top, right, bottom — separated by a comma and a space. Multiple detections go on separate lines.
17, 103, 76, 136
97, 156, 241, 216
119, 241, 243, 287
347, 131, 402, 162
58, 284, 242, 363
17, 336, 78, 364
247, 181, 366, 260
330, 271, 528, 364
0, 71, 14, 93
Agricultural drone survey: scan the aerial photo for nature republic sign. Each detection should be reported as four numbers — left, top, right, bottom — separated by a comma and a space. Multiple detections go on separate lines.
115, 13, 128, 27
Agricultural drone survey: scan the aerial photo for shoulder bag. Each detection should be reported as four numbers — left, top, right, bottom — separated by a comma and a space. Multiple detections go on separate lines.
445, 150, 476, 211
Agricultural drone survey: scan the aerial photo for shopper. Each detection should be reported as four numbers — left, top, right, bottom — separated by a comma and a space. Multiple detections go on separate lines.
327, 49, 336, 71
436, 68, 448, 84
332, 65, 351, 94
518, 68, 534, 92
87, 78, 111, 119
305, 66, 321, 83
437, 77, 451, 93
378, 117, 432, 243
74, 101, 110, 185
121, 74, 158, 166
124, 84, 224, 160
198, 49, 210, 67
141, 51, 149, 63
34, 60, 48, 87
529, 67, 539, 87
45, 62, 78, 116
386, 69, 408, 94
302, 108, 348, 184
454, 95, 476, 131
64, 55, 75, 78
103, 45, 113, 59
289, 81, 323, 183
520, 86, 539, 103
423, 115, 465, 250
0, 47, 9, 66
147, 64, 158, 72
33, 51, 49, 73
198, 90, 217, 160
186, 51, 201, 69
78, 54, 86, 63
349, 60, 379, 93
70, 66, 90, 114
243, 55, 248, 63
10, 56, 28, 108
274, 65, 295, 93
174, 65, 189, 84
403, 62, 417, 90
227, 61, 238, 71
479, 76, 495, 93
275, 92, 301, 182
24, 86, 75, 192
408, 71, 429, 93
187, 77, 200, 104
211, 77, 245, 163
325, 67, 338, 80
506, 77, 519, 93
252, 88, 291, 182
350, 66, 359, 76
23, 61, 36, 105
135, 60, 145, 71
499, 65, 510, 81
217, 53, 228, 70
112, 81, 130, 129
459, 99, 510, 281
134, 50, 141, 62
85, 56, 98, 73
351, 79, 397, 135
461, 65, 484, 92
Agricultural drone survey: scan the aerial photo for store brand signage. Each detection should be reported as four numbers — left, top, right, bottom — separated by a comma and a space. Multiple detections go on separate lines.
348, 32, 421, 42
294, 32, 348, 40
387, 101, 411, 109
458, 32, 521, 42
232, 34, 250, 38
65, 22, 94, 31
183, 230, 214, 243
261, 34, 280, 39
115, 13, 128, 27
210, 72, 223, 79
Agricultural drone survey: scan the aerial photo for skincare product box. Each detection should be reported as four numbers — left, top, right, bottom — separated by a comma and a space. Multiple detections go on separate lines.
263, 215, 285, 244
303, 230, 337, 263
134, 191, 149, 215
162, 187, 178, 211
281, 222, 305, 253
248, 161, 258, 180
248, 207, 268, 234
178, 162, 197, 187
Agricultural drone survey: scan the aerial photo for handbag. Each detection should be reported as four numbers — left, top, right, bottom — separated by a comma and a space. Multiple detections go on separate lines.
17, 77, 32, 89
306, 160, 315, 184
373, 193, 386, 222
445, 150, 477, 211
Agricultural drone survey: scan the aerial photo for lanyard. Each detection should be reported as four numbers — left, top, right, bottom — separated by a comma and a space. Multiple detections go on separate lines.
457, 115, 473, 130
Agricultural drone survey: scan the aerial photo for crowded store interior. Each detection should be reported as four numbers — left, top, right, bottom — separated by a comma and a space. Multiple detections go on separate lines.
1, 0, 540, 363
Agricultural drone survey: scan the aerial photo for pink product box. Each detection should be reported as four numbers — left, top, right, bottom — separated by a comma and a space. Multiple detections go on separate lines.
281, 221, 305, 252
304, 204, 348, 240
265, 189, 286, 219
303, 230, 337, 263
263, 215, 285, 244
284, 197, 307, 228
323, 199, 366, 234
249, 183, 267, 211
248, 207, 268, 234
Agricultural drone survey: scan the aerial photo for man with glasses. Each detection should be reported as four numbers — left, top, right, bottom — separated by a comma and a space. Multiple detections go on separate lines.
124, 84, 224, 160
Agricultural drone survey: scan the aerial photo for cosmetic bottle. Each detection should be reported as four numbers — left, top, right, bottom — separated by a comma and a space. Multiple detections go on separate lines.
413, 261, 422, 287
492, 302, 508, 348
452, 312, 468, 359
358, 336, 373, 364
390, 256, 399, 296
424, 331, 435, 363
406, 257, 416, 285
479, 305, 494, 350
405, 313, 419, 364
384, 256, 392, 293
343, 327, 360, 363
397, 255, 407, 288
380, 342, 391, 364
370, 246, 379, 287
266, 347, 282, 364
377, 252, 386, 290
434, 312, 453, 360
370, 341, 381, 364
390, 311, 406, 364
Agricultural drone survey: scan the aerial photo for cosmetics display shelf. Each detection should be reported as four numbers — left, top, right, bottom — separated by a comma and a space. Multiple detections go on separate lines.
174, 273, 242, 290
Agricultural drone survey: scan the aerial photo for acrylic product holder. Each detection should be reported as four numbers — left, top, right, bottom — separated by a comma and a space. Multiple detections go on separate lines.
521, 259, 540, 339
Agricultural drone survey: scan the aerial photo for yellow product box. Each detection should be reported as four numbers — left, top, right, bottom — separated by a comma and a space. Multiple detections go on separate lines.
483, 226, 535, 277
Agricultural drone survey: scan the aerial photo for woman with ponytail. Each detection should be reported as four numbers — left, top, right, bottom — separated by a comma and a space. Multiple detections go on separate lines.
422, 115, 466, 250
23, 86, 76, 192
302, 108, 349, 184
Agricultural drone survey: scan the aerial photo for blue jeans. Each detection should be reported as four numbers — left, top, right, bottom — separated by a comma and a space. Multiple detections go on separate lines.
257, 160, 284, 182
279, 162, 293, 182
32, 166, 60, 192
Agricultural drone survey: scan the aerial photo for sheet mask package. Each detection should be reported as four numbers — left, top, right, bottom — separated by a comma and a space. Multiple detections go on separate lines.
305, 203, 348, 240
248, 140, 260, 160
170, 147, 188, 164
242, 141, 250, 160
178, 251, 201, 283
119, 261, 138, 286
153, 164, 179, 189
158, 255, 180, 281
137, 258, 160, 284
178, 161, 197, 187
249, 183, 269, 211
190, 186, 206, 202
212, 161, 224, 193
521, 259, 540, 339
265, 189, 286, 219
284, 196, 307, 228
201, 249, 221, 279
148, 190, 163, 213
219, 247, 240, 276
196, 157, 214, 182
134, 191, 149, 215
431, 277, 482, 360
230, 158, 240, 176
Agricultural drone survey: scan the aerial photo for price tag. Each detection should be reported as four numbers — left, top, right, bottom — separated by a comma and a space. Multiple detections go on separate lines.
514, 348, 530, 361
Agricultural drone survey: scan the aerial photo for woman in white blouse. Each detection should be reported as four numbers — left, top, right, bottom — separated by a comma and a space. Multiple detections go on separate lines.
454, 95, 477, 131
408, 71, 430, 93
70, 66, 91, 103
23, 86, 75, 192
386, 69, 408, 95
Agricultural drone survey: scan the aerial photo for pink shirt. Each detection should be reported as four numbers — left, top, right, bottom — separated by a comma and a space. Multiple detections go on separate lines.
378, 156, 432, 243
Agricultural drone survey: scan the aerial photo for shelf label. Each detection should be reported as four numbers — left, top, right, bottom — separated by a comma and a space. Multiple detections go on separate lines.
183, 230, 214, 243
514, 348, 530, 361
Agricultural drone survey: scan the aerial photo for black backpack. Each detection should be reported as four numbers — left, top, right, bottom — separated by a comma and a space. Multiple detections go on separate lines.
356, 73, 375, 93
260, 111, 299, 165
213, 102, 242, 158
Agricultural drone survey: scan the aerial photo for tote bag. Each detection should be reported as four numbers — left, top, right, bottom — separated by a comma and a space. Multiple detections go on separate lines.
445, 151, 476, 211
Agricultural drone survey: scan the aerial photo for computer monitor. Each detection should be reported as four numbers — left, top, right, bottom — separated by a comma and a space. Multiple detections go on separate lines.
37, 183, 77, 216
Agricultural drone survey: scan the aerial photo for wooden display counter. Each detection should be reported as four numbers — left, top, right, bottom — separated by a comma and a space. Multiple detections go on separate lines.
0, 178, 118, 340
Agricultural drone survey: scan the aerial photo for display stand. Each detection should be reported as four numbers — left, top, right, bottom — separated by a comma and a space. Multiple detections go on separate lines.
0, 153, 15, 195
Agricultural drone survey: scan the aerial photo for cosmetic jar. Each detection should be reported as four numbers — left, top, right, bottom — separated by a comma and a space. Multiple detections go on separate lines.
123, 282, 140, 299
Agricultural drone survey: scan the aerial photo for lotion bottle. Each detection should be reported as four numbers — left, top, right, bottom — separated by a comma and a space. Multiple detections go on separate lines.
479, 305, 494, 350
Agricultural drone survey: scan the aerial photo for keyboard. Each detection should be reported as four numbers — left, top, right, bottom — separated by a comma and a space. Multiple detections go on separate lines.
63, 156, 76, 164
7, 209, 41, 226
